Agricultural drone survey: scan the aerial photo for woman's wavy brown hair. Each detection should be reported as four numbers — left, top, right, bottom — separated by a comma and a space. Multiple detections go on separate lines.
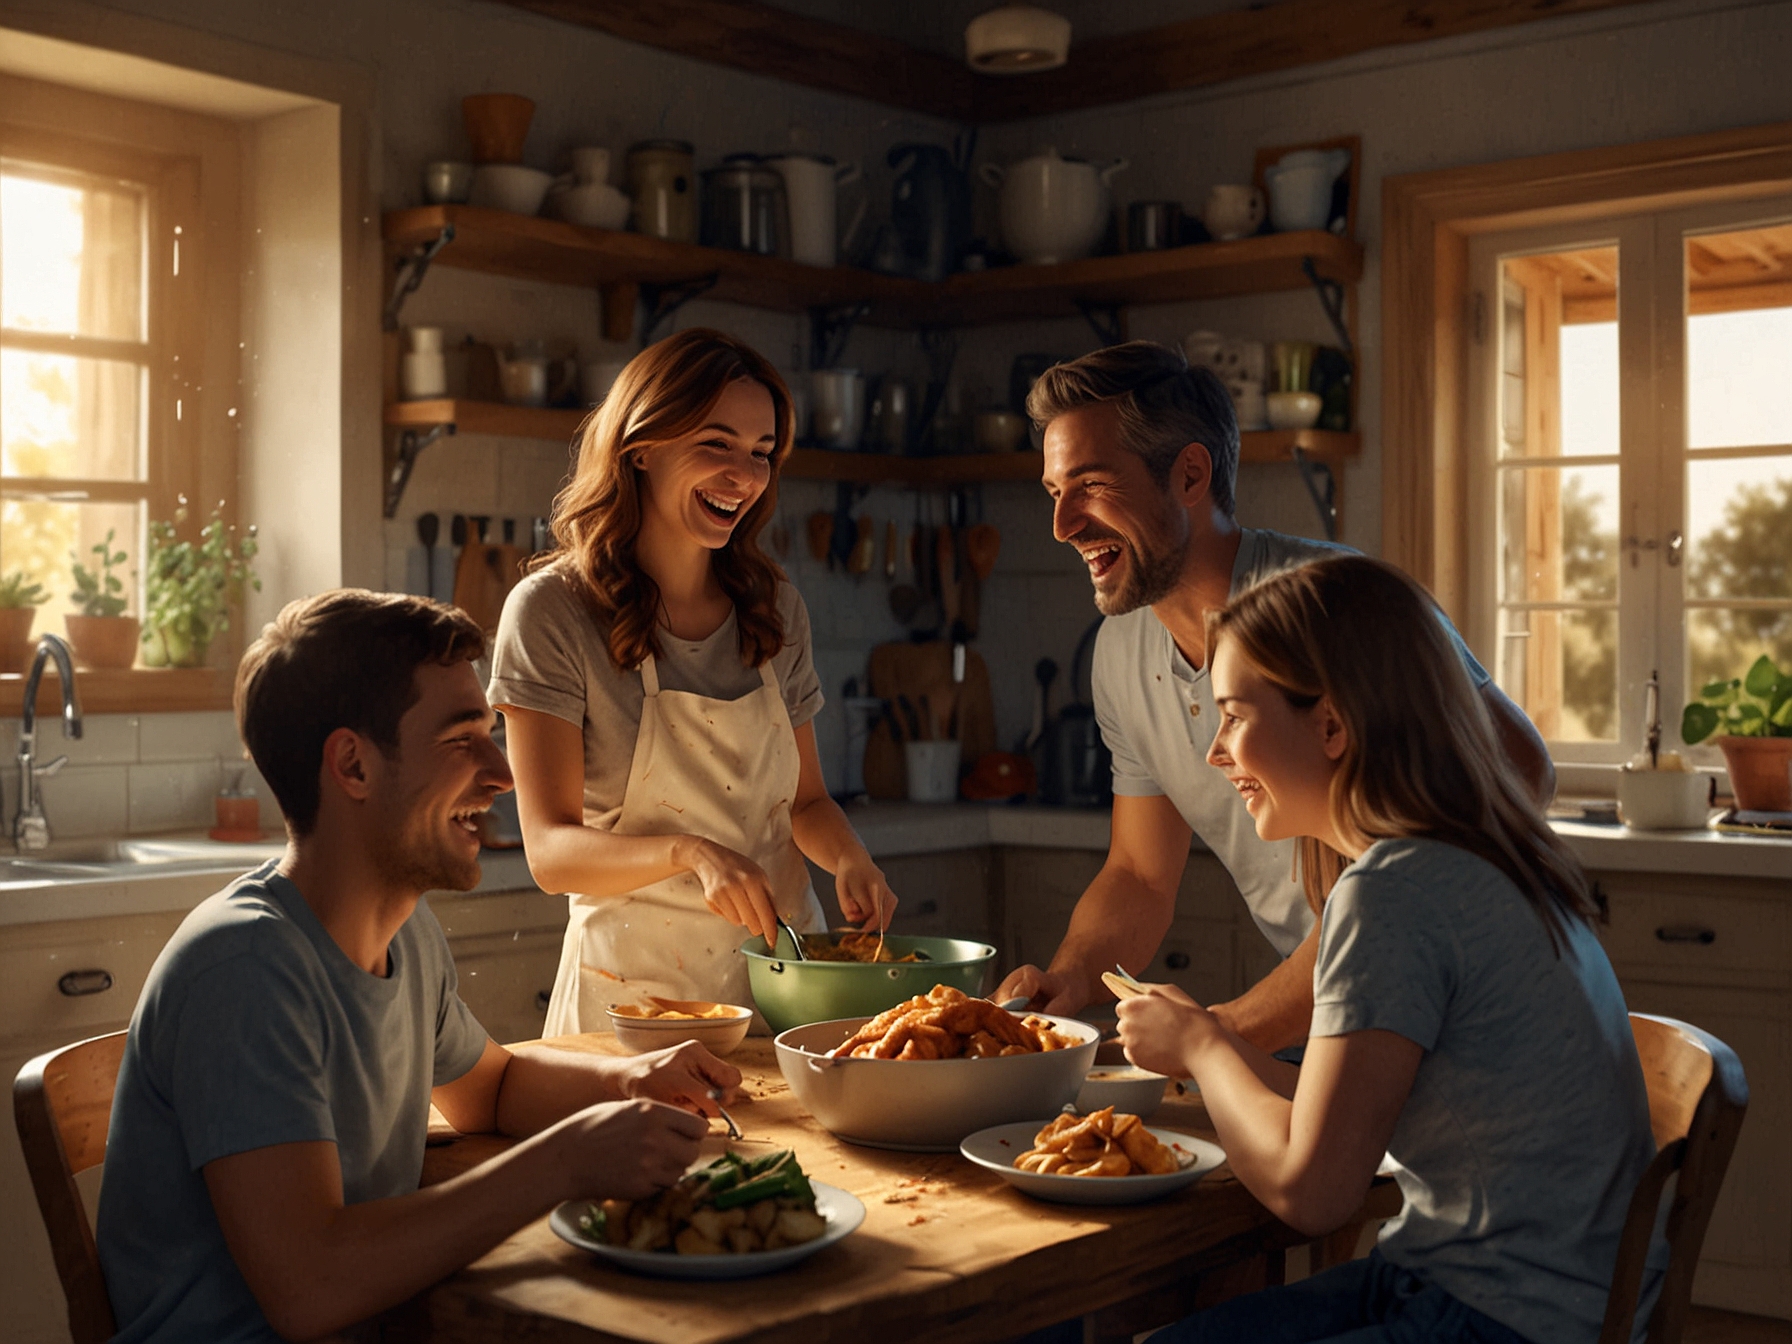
1209, 555, 1596, 951
535, 328, 794, 672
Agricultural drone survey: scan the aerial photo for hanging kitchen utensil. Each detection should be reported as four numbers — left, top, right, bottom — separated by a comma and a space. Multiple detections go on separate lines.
1024, 657, 1057, 753
965, 522, 1001, 580
805, 510, 833, 563
883, 520, 899, 581
849, 515, 876, 576
935, 516, 958, 627
415, 512, 440, 597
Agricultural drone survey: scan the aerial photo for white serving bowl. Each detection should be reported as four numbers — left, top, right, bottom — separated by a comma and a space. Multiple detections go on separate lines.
774, 1013, 1099, 1152
1075, 1065, 1169, 1119
549, 181, 631, 230
1265, 389, 1322, 431
469, 163, 554, 216
606, 1002, 753, 1058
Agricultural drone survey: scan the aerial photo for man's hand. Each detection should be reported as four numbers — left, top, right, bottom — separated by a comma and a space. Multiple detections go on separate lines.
995, 963, 1094, 1015
679, 837, 778, 941
549, 1099, 709, 1203
835, 854, 897, 930
613, 1041, 743, 1115
1116, 983, 1218, 1079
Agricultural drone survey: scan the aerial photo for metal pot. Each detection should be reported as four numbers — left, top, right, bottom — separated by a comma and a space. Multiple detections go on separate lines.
740, 933, 995, 1035
700, 154, 789, 257
774, 1013, 1099, 1151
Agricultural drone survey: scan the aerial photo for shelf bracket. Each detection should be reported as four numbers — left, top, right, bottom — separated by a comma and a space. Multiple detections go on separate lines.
810, 303, 870, 371
1289, 445, 1338, 542
383, 225, 455, 332
639, 274, 718, 346
1074, 300, 1125, 347
1301, 257, 1353, 358
383, 423, 455, 520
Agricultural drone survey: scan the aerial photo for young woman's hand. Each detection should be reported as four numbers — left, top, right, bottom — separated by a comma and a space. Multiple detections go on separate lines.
835, 855, 897, 930
678, 837, 779, 941
1116, 984, 1220, 1080
614, 1041, 744, 1115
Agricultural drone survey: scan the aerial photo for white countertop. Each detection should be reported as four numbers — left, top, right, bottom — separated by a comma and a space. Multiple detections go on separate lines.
0, 806, 1782, 930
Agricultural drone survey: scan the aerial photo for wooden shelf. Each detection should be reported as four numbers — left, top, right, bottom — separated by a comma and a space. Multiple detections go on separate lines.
0, 667, 233, 718
383, 402, 1359, 483
382, 206, 1362, 330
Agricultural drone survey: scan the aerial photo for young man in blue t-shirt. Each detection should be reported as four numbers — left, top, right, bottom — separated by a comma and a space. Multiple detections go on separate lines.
99, 590, 735, 1343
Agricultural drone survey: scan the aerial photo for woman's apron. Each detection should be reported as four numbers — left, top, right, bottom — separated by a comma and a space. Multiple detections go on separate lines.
543, 653, 825, 1036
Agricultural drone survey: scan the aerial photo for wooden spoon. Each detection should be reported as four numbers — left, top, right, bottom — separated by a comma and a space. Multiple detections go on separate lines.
965, 523, 1001, 580
805, 511, 833, 563
849, 515, 876, 575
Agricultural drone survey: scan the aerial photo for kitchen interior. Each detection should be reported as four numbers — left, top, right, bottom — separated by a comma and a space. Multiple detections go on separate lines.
0, 0, 1790, 1340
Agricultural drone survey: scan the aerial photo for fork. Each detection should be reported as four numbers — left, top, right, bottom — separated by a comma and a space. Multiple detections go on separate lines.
707, 1087, 742, 1141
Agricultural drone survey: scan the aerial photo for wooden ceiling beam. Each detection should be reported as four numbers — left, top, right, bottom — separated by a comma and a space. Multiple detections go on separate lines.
490, 0, 1675, 126
490, 0, 976, 122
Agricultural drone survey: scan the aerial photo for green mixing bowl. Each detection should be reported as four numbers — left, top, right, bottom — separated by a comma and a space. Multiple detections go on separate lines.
740, 933, 997, 1035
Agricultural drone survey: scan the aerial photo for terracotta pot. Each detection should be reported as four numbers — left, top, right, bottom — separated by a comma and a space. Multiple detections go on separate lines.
0, 606, 36, 673
65, 614, 141, 671
461, 94, 534, 165
1716, 735, 1792, 812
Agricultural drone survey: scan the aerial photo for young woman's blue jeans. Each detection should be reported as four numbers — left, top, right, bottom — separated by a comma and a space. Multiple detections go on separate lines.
1147, 1252, 1536, 1344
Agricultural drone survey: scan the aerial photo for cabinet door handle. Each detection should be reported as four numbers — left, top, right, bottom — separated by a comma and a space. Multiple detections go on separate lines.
58, 969, 114, 997
1654, 924, 1716, 945
1164, 951, 1190, 971
534, 990, 551, 1011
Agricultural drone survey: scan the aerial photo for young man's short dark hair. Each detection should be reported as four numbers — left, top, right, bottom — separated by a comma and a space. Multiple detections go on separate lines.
1027, 340, 1242, 518
235, 590, 486, 834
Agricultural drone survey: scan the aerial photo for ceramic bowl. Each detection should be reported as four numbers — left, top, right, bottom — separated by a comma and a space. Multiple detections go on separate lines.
1075, 1064, 1169, 1119
422, 161, 474, 204
972, 410, 1028, 454
1265, 389, 1322, 431
605, 1002, 753, 1057
468, 163, 553, 216
740, 933, 996, 1035
774, 1013, 1099, 1151
549, 181, 631, 230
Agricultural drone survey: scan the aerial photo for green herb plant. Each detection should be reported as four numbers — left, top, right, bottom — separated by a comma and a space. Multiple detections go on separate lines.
69, 530, 131, 618
0, 570, 49, 610
1681, 654, 1792, 743
140, 501, 260, 668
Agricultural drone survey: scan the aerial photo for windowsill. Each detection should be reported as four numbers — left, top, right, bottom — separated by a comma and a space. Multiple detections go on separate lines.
0, 667, 234, 717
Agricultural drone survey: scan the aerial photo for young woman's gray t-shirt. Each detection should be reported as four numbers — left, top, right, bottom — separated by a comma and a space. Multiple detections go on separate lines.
488, 567, 822, 830
1313, 836, 1656, 1344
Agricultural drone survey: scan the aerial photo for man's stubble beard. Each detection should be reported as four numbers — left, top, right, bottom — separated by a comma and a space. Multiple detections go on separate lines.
1094, 527, 1191, 617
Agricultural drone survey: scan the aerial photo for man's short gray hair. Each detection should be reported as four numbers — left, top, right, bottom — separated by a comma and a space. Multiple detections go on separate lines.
1026, 341, 1240, 518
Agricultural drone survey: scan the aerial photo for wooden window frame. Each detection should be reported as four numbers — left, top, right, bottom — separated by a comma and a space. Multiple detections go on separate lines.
0, 82, 239, 716
1381, 119, 1792, 619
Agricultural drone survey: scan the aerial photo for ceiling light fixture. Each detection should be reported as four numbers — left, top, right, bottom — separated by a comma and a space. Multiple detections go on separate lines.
964, 5, 1071, 74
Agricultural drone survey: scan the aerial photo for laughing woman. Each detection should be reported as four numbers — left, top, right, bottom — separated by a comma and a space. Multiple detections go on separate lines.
1119, 555, 1656, 1344
490, 328, 894, 1034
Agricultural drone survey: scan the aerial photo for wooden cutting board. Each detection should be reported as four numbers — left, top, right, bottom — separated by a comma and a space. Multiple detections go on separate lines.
453, 540, 526, 634
863, 640, 996, 800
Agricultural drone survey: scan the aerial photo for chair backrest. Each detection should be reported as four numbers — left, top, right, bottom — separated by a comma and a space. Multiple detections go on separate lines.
1598, 1013, 1748, 1344
14, 1030, 125, 1344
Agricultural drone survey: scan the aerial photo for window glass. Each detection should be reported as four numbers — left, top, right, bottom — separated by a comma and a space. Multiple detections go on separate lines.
0, 497, 141, 633
0, 168, 145, 343
0, 350, 145, 480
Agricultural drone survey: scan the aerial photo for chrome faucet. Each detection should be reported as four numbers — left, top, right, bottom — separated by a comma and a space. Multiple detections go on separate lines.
14, 633, 82, 852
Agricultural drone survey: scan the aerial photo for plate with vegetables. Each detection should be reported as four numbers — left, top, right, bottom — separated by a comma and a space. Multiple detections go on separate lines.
549, 1149, 865, 1279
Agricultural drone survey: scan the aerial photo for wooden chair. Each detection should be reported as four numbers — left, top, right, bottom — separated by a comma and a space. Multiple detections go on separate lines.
1598, 1013, 1749, 1344
14, 1030, 125, 1344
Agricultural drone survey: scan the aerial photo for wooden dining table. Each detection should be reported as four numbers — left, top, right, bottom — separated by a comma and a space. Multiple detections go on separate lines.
386, 1034, 1401, 1344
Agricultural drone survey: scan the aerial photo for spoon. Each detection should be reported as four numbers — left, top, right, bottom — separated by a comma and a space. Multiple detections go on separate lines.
774, 913, 808, 961
416, 512, 440, 597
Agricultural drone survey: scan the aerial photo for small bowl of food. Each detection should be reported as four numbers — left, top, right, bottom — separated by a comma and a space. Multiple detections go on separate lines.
607, 998, 753, 1057
1076, 1064, 1169, 1120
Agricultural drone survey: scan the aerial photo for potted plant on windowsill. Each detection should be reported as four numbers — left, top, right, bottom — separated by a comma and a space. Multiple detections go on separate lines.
0, 571, 49, 673
1681, 654, 1792, 812
139, 501, 259, 669
65, 530, 140, 670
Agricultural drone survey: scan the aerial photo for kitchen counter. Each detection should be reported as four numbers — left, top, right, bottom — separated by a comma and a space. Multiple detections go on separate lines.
842, 800, 1791, 881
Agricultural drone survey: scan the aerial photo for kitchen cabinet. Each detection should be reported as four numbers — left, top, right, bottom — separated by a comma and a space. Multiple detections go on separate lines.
803, 849, 996, 946
430, 886, 568, 1049
0, 908, 189, 1344
1593, 868, 1792, 1318
379, 206, 1361, 511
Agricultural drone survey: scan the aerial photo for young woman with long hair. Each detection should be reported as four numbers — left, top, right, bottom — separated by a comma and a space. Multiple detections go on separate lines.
490, 328, 894, 1033
1119, 555, 1656, 1344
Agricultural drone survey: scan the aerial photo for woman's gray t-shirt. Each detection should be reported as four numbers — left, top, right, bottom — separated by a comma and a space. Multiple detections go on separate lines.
488, 567, 823, 830
1313, 836, 1656, 1344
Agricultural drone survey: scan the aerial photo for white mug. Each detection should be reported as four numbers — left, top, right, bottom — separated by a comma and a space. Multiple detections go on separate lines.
810, 368, 864, 448
406, 326, 444, 354
400, 351, 447, 400
1617, 768, 1713, 830
1202, 184, 1265, 241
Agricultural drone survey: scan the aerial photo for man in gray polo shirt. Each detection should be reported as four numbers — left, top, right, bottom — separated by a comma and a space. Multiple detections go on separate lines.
996, 343, 1553, 1052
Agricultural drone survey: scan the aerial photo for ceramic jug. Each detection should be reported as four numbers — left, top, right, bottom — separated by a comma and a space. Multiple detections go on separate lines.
497, 341, 576, 408
768, 154, 867, 268
1264, 148, 1350, 233
981, 147, 1128, 265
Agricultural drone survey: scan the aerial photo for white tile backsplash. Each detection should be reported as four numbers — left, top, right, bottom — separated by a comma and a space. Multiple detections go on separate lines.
138, 711, 249, 763
37, 764, 130, 840
128, 761, 225, 833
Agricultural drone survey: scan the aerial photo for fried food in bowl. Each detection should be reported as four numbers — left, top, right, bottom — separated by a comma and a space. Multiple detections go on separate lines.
606, 1000, 753, 1057
830, 984, 1082, 1059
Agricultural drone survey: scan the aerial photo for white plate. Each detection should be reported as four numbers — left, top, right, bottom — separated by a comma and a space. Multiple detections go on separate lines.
548, 1181, 865, 1279
959, 1121, 1225, 1205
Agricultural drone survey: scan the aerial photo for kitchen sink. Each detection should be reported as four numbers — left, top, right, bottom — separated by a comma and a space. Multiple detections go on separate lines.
0, 837, 283, 884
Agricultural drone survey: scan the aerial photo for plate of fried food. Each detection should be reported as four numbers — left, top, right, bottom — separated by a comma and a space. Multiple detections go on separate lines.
550, 1149, 865, 1279
959, 1108, 1225, 1205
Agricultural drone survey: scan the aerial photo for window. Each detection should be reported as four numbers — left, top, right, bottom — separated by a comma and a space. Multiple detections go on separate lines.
1466, 199, 1792, 766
